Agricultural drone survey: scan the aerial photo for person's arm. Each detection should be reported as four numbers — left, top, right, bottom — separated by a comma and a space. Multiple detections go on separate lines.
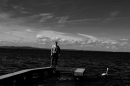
58, 46, 61, 55
51, 46, 53, 56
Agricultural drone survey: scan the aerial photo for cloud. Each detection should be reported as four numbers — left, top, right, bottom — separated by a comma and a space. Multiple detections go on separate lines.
0, 30, 39, 47
77, 33, 98, 41
15, 13, 54, 24
67, 18, 100, 23
0, 9, 55, 25
56, 16, 100, 26
35, 30, 129, 50
36, 30, 84, 45
13, 5, 25, 11
36, 30, 81, 41
0, 27, 129, 51
0, 11, 68, 45
0, 9, 129, 51
0, 0, 8, 7
110, 11, 120, 17
4, 30, 36, 41
39, 13, 53, 22
77, 33, 130, 50
103, 11, 121, 23
0, 10, 58, 32
58, 16, 69, 24
0, 13, 8, 19
0, 11, 27, 25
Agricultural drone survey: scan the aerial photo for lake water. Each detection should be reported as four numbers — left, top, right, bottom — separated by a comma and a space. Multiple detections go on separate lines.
34, 74, 127, 86
1, 48, 130, 86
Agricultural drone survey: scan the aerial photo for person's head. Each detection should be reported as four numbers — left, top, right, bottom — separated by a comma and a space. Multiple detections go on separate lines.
55, 41, 58, 45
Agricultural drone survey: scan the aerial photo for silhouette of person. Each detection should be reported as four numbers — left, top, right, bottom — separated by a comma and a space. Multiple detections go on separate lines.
51, 41, 61, 67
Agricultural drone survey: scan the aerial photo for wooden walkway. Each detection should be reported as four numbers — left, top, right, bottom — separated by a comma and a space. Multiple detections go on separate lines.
0, 67, 86, 86
0, 67, 51, 79
0, 67, 55, 86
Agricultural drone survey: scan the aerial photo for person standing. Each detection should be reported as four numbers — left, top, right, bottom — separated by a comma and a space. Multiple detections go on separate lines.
51, 41, 61, 67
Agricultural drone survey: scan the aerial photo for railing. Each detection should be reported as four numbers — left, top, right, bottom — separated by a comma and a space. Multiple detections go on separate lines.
0, 67, 55, 86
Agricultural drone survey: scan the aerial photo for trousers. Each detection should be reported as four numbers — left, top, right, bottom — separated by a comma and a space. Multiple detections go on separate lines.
51, 53, 58, 67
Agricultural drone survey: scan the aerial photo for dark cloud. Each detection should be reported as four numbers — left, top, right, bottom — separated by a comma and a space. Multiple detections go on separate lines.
0, 0, 130, 40
0, 0, 8, 7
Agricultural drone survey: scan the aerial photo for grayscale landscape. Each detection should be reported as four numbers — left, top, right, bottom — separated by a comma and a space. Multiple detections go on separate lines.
0, 0, 130, 86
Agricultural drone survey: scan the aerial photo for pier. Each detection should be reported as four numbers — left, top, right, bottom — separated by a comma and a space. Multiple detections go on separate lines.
0, 67, 56, 86
0, 67, 86, 86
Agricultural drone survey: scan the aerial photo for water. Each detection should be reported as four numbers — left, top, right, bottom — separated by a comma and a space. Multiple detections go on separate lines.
33, 74, 126, 86
1, 49, 130, 86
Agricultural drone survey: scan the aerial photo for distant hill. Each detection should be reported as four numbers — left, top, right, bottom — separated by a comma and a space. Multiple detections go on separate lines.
0, 46, 129, 54
0, 46, 51, 50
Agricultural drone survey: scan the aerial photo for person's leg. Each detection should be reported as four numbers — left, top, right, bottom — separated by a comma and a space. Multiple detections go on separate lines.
51, 54, 55, 67
54, 54, 58, 67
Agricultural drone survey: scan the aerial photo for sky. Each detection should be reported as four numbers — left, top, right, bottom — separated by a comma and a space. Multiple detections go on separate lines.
0, 0, 130, 52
